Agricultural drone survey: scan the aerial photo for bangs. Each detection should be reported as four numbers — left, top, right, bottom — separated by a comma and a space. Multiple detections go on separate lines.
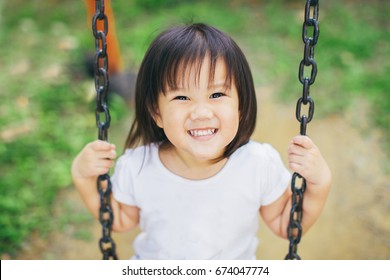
155, 25, 234, 94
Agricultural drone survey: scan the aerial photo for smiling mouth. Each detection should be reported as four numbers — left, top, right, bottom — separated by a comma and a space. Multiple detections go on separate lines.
188, 128, 217, 137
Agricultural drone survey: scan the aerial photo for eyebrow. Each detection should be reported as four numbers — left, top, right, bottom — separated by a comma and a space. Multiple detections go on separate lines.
208, 82, 230, 89
167, 81, 231, 91
166, 82, 230, 92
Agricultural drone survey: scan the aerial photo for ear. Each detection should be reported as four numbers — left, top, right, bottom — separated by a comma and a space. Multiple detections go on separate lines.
151, 107, 163, 128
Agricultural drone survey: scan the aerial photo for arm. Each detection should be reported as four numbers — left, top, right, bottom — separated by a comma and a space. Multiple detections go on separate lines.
71, 140, 139, 232
260, 135, 332, 239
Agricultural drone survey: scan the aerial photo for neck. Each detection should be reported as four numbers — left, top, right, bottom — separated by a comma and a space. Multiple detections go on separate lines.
158, 143, 227, 180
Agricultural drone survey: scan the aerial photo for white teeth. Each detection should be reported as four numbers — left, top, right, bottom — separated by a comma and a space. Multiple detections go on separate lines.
189, 129, 216, 137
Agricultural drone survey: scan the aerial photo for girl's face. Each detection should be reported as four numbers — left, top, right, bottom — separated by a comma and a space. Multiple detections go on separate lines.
154, 58, 240, 165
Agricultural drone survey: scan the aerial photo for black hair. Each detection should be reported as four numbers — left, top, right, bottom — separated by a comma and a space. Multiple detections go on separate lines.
125, 23, 257, 160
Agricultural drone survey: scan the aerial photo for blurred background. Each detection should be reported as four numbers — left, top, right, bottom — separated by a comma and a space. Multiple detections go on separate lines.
0, 0, 389, 260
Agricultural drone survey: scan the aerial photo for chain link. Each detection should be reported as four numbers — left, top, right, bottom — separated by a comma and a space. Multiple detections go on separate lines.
285, 0, 320, 260
92, 0, 118, 260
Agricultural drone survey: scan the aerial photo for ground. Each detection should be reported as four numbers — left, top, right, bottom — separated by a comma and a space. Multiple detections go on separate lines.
9, 86, 390, 260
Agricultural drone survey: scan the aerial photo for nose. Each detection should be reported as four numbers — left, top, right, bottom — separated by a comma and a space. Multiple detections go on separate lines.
190, 102, 213, 120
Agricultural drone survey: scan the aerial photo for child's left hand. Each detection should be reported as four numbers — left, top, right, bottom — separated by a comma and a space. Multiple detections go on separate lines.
287, 135, 331, 187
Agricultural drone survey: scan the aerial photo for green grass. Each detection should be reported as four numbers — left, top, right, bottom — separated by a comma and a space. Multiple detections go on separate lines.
0, 0, 389, 257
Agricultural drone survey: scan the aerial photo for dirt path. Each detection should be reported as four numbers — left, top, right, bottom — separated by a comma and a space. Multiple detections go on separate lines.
13, 86, 390, 260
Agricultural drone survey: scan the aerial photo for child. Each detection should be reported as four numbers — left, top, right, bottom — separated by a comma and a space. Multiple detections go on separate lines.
71, 23, 331, 259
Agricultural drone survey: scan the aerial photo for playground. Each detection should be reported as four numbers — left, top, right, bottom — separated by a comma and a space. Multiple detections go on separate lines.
0, 0, 389, 259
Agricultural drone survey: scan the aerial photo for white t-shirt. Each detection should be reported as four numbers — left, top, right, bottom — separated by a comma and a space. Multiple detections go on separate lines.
112, 141, 291, 259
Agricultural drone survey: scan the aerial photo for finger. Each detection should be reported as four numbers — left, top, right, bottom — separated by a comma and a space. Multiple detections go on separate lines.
96, 159, 115, 168
288, 161, 309, 178
96, 149, 117, 160
288, 154, 303, 171
288, 161, 300, 172
93, 159, 115, 173
288, 154, 304, 165
90, 140, 116, 151
291, 135, 314, 149
94, 166, 111, 176
288, 142, 307, 156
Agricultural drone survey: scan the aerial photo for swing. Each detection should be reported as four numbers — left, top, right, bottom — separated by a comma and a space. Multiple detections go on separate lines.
90, 0, 321, 260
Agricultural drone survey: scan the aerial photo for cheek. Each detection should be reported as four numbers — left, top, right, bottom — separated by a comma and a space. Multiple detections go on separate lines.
159, 107, 186, 131
233, 112, 240, 133
229, 102, 240, 122
222, 106, 240, 134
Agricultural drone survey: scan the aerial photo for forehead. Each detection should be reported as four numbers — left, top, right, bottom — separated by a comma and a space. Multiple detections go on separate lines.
164, 56, 232, 91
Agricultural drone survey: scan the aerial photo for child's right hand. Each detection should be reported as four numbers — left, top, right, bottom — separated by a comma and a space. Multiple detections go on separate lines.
71, 140, 117, 179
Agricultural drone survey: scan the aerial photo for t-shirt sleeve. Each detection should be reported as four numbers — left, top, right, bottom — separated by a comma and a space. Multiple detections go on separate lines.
259, 144, 291, 206
111, 152, 137, 206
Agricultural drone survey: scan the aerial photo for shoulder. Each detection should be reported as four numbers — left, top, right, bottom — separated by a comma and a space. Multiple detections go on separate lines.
235, 141, 282, 162
122, 144, 156, 158
116, 144, 158, 171
227, 141, 285, 174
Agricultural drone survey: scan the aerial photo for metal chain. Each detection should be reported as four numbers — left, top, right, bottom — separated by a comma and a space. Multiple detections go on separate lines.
285, 0, 320, 260
92, 0, 118, 260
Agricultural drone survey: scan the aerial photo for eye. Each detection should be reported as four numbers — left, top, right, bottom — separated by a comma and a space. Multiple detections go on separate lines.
210, 92, 225, 99
173, 96, 190, 101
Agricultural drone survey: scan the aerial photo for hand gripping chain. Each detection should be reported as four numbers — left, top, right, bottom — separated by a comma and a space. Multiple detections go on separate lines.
285, 0, 320, 260
92, 0, 118, 260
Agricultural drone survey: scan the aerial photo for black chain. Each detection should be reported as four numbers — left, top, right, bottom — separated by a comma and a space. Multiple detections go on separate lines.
285, 0, 320, 260
92, 0, 118, 260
